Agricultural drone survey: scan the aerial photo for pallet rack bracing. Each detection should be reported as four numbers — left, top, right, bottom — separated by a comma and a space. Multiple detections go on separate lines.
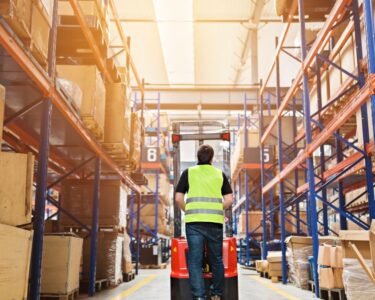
258, 0, 375, 296
0, 0, 146, 298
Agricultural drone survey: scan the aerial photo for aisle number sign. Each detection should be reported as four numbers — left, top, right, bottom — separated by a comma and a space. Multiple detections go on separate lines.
244, 147, 274, 164
142, 147, 160, 163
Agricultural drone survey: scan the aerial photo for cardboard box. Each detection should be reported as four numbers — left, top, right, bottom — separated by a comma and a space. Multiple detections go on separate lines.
0, 223, 33, 299
0, 152, 34, 226
318, 244, 332, 266
330, 245, 343, 268
238, 211, 267, 235
30, 0, 53, 64
339, 230, 371, 259
104, 83, 130, 150
41, 235, 83, 294
319, 267, 344, 289
61, 179, 127, 228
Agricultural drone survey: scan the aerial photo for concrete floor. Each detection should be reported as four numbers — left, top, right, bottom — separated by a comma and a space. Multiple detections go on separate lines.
80, 265, 316, 300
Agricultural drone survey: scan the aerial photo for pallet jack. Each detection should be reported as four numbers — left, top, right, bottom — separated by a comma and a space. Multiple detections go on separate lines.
170, 122, 239, 300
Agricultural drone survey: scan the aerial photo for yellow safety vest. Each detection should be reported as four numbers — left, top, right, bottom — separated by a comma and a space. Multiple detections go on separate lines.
185, 165, 224, 224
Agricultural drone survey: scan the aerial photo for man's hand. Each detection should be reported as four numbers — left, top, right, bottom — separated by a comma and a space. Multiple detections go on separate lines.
223, 193, 234, 210
175, 192, 186, 212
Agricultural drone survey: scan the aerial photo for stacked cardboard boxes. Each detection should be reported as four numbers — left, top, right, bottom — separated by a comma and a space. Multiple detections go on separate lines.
286, 236, 338, 290
103, 82, 133, 169
81, 232, 124, 286
317, 244, 344, 289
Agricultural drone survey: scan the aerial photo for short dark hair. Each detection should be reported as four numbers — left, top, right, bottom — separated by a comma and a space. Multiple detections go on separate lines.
197, 144, 214, 164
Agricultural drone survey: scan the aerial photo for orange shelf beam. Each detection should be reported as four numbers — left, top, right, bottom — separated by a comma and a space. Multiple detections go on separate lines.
0, 23, 141, 193
263, 75, 375, 194
260, 0, 352, 146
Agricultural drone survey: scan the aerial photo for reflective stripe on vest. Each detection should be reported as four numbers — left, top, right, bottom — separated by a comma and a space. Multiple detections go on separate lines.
185, 165, 224, 224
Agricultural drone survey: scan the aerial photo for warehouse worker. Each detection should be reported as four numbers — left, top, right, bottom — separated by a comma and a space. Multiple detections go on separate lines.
175, 144, 234, 300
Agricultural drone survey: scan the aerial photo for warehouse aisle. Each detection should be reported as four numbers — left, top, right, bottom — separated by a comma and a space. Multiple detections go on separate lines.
80, 265, 315, 300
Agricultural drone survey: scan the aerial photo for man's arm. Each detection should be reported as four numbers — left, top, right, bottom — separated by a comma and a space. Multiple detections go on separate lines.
175, 192, 186, 212
223, 193, 234, 210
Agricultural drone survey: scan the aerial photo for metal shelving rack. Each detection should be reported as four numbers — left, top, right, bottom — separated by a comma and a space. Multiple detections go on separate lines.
128, 92, 172, 269
258, 0, 375, 296
0, 0, 145, 298
231, 94, 275, 266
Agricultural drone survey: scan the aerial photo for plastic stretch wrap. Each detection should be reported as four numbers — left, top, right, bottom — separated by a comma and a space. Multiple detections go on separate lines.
57, 77, 83, 110
82, 232, 123, 286
122, 232, 133, 273
287, 245, 312, 289
343, 258, 375, 300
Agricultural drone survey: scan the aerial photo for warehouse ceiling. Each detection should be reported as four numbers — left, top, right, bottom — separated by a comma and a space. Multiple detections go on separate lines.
110, 0, 301, 87
109, 0, 320, 117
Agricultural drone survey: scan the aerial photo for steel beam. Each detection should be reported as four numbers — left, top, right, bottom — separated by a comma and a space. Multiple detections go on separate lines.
29, 99, 52, 300
88, 157, 101, 296
298, 0, 320, 295
275, 37, 287, 284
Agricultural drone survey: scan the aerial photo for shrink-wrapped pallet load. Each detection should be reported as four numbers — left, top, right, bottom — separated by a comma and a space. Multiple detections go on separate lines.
41, 234, 83, 295
57, 65, 106, 140
60, 179, 127, 228
82, 232, 124, 286
0, 223, 33, 299
0, 152, 34, 226
0, 0, 32, 39
285, 236, 338, 290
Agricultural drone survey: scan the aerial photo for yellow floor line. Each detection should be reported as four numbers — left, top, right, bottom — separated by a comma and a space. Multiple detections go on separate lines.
111, 275, 158, 300
251, 276, 299, 300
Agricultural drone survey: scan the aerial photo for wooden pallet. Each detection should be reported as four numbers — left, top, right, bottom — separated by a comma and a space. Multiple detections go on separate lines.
41, 289, 78, 300
123, 271, 135, 282
270, 276, 282, 283
140, 263, 167, 269
63, 225, 125, 234
80, 278, 110, 293
259, 271, 269, 279
309, 280, 347, 300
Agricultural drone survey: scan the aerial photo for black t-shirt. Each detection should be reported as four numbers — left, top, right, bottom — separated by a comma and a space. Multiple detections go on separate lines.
175, 165, 233, 196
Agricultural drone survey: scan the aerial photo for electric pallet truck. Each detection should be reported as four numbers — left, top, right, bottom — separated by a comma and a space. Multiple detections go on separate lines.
170, 125, 239, 300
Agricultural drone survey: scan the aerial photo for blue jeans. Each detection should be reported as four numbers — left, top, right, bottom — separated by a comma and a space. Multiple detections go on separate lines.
186, 222, 224, 299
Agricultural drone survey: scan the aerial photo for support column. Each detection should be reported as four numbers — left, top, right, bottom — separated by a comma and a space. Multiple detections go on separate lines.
259, 81, 268, 259
29, 99, 52, 300
275, 37, 287, 284
315, 59, 329, 235
88, 157, 101, 296
292, 97, 301, 234
244, 94, 250, 266
336, 136, 347, 230
363, 0, 375, 219
298, 0, 320, 295
353, 0, 375, 219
